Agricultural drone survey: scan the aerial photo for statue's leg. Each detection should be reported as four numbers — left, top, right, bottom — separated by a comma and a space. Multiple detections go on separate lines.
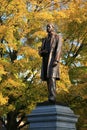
47, 78, 56, 102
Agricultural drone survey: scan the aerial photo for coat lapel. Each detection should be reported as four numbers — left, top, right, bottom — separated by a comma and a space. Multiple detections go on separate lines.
50, 34, 56, 49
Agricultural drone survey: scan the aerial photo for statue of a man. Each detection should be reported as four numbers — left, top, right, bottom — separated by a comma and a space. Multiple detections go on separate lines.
39, 24, 62, 103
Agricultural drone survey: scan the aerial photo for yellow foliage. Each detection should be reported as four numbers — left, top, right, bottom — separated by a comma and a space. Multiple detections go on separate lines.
33, 31, 47, 38
10, 75, 25, 86
0, 65, 7, 82
57, 11, 67, 19
35, 11, 54, 21
0, 0, 8, 12
0, 25, 7, 39
19, 46, 39, 58
7, 78, 21, 87
8, 104, 15, 111
0, 93, 8, 105
56, 64, 71, 93
6, 0, 27, 14
66, 0, 87, 23
52, 0, 87, 33
5, 26, 15, 43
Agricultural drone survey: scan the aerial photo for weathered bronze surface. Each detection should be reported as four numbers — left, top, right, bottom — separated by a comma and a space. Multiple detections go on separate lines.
39, 24, 62, 103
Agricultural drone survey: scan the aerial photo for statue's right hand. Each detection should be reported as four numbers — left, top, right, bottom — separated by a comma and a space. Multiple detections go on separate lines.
38, 50, 42, 56
38, 50, 48, 57
42, 50, 48, 53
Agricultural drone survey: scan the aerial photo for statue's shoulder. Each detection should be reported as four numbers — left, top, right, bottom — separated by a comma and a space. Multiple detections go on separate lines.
55, 33, 62, 39
54, 33, 59, 39
55, 32, 61, 36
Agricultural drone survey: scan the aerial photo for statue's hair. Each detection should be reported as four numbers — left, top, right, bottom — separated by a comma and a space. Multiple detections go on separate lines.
47, 23, 55, 28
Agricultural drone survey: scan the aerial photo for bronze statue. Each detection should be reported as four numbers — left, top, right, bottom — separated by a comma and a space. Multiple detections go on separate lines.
39, 24, 62, 103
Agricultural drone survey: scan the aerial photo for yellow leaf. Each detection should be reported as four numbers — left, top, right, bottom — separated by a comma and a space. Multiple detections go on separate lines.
0, 93, 8, 105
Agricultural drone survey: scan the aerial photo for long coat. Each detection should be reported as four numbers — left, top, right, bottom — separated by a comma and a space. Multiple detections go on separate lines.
40, 33, 62, 81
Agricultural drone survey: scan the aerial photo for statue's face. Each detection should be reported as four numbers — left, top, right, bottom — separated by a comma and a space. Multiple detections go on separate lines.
46, 24, 54, 33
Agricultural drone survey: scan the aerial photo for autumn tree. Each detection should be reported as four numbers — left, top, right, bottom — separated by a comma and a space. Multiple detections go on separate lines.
54, 0, 87, 129
0, 0, 42, 129
0, 0, 65, 129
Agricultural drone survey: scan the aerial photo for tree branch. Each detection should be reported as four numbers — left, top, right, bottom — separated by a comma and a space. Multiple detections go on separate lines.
18, 121, 29, 129
17, 113, 26, 126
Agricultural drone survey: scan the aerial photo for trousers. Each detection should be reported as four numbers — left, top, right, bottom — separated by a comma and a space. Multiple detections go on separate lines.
47, 78, 56, 102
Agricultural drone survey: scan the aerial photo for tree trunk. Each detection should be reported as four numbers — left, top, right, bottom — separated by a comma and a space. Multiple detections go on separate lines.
6, 111, 19, 130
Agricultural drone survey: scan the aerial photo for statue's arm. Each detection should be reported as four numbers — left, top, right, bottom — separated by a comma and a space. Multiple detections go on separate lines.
38, 38, 48, 57
55, 34, 62, 62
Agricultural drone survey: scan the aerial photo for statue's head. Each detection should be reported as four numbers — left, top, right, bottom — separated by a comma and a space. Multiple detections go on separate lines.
46, 23, 55, 33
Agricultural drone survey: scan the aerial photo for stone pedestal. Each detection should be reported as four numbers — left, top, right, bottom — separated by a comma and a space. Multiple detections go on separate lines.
27, 103, 78, 130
